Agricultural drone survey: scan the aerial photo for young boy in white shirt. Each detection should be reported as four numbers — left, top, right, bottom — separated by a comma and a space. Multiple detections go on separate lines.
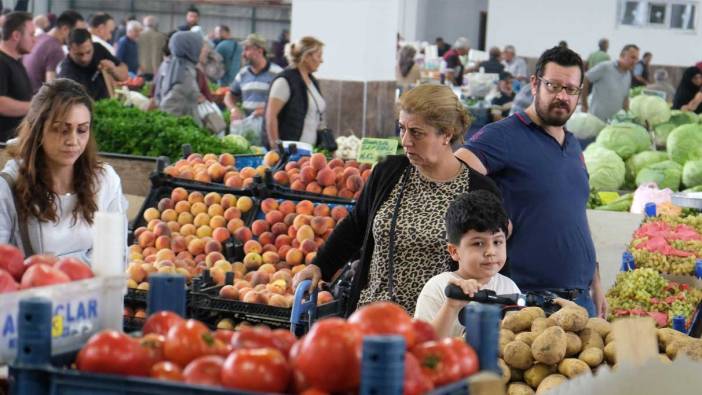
414, 190, 520, 338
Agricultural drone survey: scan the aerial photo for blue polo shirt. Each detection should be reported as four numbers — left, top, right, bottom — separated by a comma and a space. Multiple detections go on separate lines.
466, 112, 596, 291
116, 36, 139, 75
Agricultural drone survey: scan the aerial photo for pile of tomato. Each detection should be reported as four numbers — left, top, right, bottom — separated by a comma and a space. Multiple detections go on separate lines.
75, 302, 479, 394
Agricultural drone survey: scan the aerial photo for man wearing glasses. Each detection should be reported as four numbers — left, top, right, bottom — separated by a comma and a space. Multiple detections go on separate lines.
581, 44, 639, 122
455, 46, 604, 318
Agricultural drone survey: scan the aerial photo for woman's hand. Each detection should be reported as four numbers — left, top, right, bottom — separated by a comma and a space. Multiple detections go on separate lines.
445, 277, 481, 309
292, 264, 322, 291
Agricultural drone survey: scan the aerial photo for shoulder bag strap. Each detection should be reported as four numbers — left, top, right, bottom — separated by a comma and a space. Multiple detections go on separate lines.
0, 172, 35, 256
386, 165, 412, 302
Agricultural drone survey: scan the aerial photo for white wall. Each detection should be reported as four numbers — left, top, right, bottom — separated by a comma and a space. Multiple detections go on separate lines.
291, 0, 398, 81
398, 0, 488, 47
487, 0, 701, 67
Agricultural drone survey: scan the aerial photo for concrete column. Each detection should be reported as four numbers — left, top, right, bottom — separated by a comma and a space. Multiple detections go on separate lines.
291, 0, 399, 138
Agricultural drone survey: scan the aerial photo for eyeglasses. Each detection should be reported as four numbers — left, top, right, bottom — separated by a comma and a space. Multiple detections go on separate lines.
538, 77, 582, 96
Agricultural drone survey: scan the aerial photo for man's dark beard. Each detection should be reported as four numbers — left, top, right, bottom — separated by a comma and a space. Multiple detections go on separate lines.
534, 92, 574, 127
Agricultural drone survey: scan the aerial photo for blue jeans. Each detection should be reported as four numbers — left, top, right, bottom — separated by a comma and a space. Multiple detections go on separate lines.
574, 289, 596, 317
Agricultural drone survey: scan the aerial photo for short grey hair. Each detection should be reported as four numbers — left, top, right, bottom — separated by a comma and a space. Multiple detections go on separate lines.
142, 15, 157, 29
504, 45, 516, 53
126, 20, 142, 33
453, 37, 470, 49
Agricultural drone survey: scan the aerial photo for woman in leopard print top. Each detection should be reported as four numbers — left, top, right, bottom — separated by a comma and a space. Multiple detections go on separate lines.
294, 84, 502, 315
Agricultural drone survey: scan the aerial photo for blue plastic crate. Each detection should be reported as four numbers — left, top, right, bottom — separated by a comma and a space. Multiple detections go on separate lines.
233, 154, 264, 170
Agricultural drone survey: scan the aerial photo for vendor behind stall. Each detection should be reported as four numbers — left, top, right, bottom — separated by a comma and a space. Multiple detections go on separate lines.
0, 79, 128, 264
292, 84, 502, 315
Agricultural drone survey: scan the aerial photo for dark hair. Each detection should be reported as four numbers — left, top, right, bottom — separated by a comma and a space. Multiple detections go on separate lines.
2, 11, 32, 41
620, 44, 639, 56
163, 30, 177, 57
643, 52, 652, 58
56, 10, 83, 29
598, 38, 608, 51
558, 40, 568, 48
89, 13, 113, 29
218, 25, 230, 33
68, 28, 92, 46
435, 37, 444, 42
534, 46, 585, 85
445, 191, 509, 245
10, 78, 101, 225
187, 6, 200, 15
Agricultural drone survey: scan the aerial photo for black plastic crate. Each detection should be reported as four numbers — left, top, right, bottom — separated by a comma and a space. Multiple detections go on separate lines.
254, 168, 359, 205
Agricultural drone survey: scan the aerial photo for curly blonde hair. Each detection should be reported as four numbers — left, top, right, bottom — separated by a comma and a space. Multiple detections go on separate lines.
398, 84, 471, 144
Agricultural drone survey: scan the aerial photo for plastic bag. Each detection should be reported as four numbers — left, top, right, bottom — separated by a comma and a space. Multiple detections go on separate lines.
630, 182, 673, 214
197, 101, 227, 134
230, 114, 263, 146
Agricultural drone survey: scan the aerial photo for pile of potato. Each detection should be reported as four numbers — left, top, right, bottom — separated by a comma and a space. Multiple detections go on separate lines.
499, 305, 702, 395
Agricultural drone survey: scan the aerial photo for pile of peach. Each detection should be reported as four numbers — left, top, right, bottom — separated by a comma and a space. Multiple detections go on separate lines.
271, 153, 372, 200
164, 151, 280, 189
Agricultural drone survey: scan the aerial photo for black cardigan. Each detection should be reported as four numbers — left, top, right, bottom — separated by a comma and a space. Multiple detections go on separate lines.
313, 155, 501, 313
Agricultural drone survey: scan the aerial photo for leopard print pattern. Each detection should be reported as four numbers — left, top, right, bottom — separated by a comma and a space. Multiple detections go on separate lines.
358, 163, 472, 315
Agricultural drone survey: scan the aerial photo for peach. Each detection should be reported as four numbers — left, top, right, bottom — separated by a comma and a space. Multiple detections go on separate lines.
265, 210, 284, 225
262, 244, 277, 254
242, 177, 255, 188
188, 239, 205, 255
258, 231, 275, 246
314, 237, 325, 248
322, 186, 338, 196
127, 263, 147, 283
275, 200, 294, 216
207, 163, 225, 181
250, 271, 270, 286
311, 203, 328, 217
263, 151, 280, 167
331, 206, 349, 221
232, 262, 246, 275
174, 200, 191, 214
317, 290, 334, 305
205, 251, 225, 267
166, 221, 181, 233
164, 165, 179, 177
292, 239, 300, 249
291, 264, 306, 276
147, 219, 161, 232
296, 200, 314, 215
135, 308, 147, 318
290, 180, 305, 191
262, 251, 280, 265
155, 235, 172, 250
157, 198, 174, 212
236, 196, 254, 212
194, 253, 206, 264
346, 175, 363, 192
204, 239, 221, 254
237, 166, 255, 179
209, 215, 226, 229
219, 153, 235, 167
316, 168, 336, 187
193, 213, 211, 227
201, 153, 216, 162
260, 198, 279, 214
310, 216, 329, 235
361, 169, 372, 182
212, 227, 231, 243
138, 231, 155, 248
258, 263, 276, 275
142, 246, 157, 258
293, 214, 311, 230
188, 191, 204, 204
219, 284, 239, 300
223, 207, 242, 221
142, 263, 157, 274
267, 286, 287, 300
328, 158, 344, 169
305, 182, 322, 194
225, 174, 244, 189
233, 225, 253, 243
305, 252, 317, 265
300, 239, 317, 254
285, 161, 299, 171
242, 290, 268, 305
190, 201, 207, 216
155, 248, 175, 262
272, 171, 289, 185
220, 194, 237, 209
208, 205, 224, 219
271, 222, 288, 236
129, 244, 143, 255
144, 255, 157, 264
243, 252, 262, 271
300, 167, 317, 184
143, 208, 160, 222
154, 222, 171, 237
244, 240, 263, 255
338, 189, 354, 199
287, 226, 298, 239
170, 235, 187, 253
213, 259, 232, 273
210, 267, 226, 285
251, 220, 270, 236
310, 153, 327, 171
204, 192, 222, 206
227, 218, 245, 233
278, 245, 292, 259
296, 225, 315, 243
283, 213, 297, 226
275, 234, 292, 249
180, 223, 196, 236
271, 270, 292, 283
178, 169, 194, 180
285, 248, 304, 265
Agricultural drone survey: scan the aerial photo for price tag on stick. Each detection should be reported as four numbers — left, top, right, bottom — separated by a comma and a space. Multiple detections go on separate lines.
357, 138, 398, 164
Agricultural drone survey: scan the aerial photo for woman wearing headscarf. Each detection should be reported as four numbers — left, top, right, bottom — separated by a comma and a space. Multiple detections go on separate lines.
672, 66, 702, 113
396, 45, 421, 93
153, 31, 204, 121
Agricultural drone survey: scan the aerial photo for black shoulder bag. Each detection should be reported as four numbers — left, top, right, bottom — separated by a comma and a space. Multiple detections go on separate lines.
307, 84, 338, 152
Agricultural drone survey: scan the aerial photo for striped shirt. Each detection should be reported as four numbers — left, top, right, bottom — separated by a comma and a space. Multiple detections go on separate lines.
230, 61, 283, 115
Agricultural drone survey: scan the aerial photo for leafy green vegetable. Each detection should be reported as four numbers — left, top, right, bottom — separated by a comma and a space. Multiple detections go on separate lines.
595, 122, 651, 160
683, 160, 702, 188
595, 193, 633, 212
630, 95, 671, 127
653, 110, 699, 148
635, 160, 683, 191
566, 112, 606, 140
93, 100, 252, 162
626, 151, 668, 182
584, 145, 626, 191
666, 123, 702, 164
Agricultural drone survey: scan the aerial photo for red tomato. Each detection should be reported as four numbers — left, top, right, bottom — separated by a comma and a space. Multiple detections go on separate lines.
140, 333, 165, 368
411, 340, 462, 386
290, 318, 362, 392
150, 361, 184, 381
214, 329, 234, 345
412, 319, 438, 345
23, 254, 57, 268
76, 330, 151, 376
440, 337, 478, 378
221, 348, 290, 393
54, 257, 93, 280
0, 244, 25, 280
0, 269, 19, 293
271, 328, 297, 357
20, 263, 70, 289
348, 302, 416, 348
164, 319, 217, 367
142, 311, 185, 336
404, 352, 434, 395
183, 355, 225, 387
230, 325, 277, 350
300, 388, 331, 395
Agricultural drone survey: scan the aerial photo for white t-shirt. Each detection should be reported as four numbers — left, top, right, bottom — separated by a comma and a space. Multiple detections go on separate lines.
414, 271, 520, 338
269, 77, 326, 146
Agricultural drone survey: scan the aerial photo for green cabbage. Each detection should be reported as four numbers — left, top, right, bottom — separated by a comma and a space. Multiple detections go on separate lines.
653, 123, 677, 147
635, 160, 683, 191
584, 146, 626, 191
630, 95, 671, 126
222, 134, 251, 152
669, 109, 699, 125
626, 151, 668, 181
683, 160, 702, 188
654, 110, 700, 147
595, 122, 652, 160
567, 112, 606, 140
666, 123, 702, 164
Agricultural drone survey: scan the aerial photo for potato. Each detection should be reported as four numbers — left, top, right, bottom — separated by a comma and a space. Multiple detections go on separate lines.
604, 341, 616, 364
516, 332, 538, 346
657, 328, 686, 350
550, 306, 588, 332
521, 306, 546, 321
578, 328, 604, 350
585, 317, 611, 339
535, 374, 567, 394
510, 367, 524, 383
531, 326, 567, 365
504, 340, 534, 370
500, 329, 516, 357
578, 347, 604, 367
666, 337, 695, 359
531, 317, 556, 334
565, 332, 582, 356
524, 363, 555, 388
558, 358, 591, 378
502, 311, 534, 333
498, 358, 511, 384
508, 382, 536, 395
678, 340, 702, 361
605, 330, 615, 345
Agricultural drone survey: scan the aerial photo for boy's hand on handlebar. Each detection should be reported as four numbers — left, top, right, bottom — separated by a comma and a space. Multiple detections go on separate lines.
446, 278, 481, 309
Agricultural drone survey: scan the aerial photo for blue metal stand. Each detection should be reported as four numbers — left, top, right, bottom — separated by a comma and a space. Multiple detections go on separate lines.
289, 279, 318, 336
360, 336, 405, 395
463, 304, 501, 374
147, 274, 186, 317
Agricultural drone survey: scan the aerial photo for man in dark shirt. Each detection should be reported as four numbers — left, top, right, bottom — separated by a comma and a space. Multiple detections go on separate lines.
435, 37, 450, 57
490, 72, 516, 121
478, 47, 505, 74
178, 6, 200, 31
442, 37, 470, 86
0, 11, 34, 142
116, 20, 142, 75
58, 28, 128, 101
